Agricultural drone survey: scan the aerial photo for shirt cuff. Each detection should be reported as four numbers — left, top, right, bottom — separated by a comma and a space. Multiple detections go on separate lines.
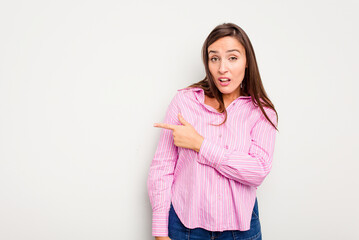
152, 211, 169, 236
197, 138, 226, 168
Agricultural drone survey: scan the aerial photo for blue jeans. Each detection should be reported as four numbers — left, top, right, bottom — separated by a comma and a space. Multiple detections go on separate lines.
168, 198, 262, 240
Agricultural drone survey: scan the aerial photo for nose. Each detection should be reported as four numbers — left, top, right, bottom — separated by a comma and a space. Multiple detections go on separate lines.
218, 59, 228, 74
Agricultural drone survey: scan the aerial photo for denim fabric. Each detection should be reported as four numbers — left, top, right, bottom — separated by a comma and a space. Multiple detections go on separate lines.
168, 198, 262, 240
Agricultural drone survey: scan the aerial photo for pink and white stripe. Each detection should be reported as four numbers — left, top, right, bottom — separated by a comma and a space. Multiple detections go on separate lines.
147, 87, 278, 237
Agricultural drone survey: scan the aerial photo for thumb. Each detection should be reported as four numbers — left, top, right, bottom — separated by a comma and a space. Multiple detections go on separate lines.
178, 113, 189, 126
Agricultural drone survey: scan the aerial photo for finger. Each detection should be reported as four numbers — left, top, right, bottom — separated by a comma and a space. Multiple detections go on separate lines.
178, 113, 189, 126
153, 123, 176, 130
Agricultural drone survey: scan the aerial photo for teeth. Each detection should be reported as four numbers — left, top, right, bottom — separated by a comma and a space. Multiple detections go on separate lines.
220, 79, 230, 82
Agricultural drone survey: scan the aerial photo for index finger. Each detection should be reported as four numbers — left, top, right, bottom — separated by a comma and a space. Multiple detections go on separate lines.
153, 123, 177, 130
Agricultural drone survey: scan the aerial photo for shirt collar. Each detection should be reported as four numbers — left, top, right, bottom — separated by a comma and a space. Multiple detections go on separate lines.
178, 87, 251, 103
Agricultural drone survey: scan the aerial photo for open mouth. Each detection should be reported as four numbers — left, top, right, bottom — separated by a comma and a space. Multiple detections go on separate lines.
218, 77, 231, 86
219, 77, 231, 82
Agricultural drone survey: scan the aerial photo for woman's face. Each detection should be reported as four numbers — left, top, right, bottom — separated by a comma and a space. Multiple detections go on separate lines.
208, 36, 247, 100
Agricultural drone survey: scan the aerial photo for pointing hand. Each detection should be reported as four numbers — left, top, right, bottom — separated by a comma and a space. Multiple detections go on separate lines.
154, 113, 204, 152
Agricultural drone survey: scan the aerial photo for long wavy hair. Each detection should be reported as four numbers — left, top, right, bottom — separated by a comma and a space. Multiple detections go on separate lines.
188, 23, 278, 131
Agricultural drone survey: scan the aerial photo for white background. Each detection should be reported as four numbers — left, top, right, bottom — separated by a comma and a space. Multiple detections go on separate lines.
0, 0, 358, 239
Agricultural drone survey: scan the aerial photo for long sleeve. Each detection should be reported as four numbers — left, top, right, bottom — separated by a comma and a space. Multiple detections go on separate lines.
197, 108, 278, 188
147, 93, 180, 237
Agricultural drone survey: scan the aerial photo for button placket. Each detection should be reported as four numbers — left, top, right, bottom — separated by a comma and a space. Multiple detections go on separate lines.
219, 112, 225, 139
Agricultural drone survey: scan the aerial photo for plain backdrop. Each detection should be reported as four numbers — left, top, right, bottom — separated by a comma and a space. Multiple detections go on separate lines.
0, 0, 358, 239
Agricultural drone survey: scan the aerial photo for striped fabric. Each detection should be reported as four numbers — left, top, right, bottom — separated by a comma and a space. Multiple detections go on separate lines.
147, 87, 278, 237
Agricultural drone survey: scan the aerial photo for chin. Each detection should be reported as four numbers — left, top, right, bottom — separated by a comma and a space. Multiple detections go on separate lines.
218, 88, 235, 95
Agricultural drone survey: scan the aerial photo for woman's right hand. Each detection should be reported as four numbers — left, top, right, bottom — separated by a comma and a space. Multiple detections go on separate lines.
155, 237, 171, 240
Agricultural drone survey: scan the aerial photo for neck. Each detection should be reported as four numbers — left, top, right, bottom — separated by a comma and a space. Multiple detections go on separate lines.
223, 93, 240, 103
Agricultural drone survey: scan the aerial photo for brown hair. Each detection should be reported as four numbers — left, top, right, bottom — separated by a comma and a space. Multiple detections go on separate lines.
188, 22, 278, 131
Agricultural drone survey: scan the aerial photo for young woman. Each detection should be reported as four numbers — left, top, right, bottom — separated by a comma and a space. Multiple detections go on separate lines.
147, 22, 278, 240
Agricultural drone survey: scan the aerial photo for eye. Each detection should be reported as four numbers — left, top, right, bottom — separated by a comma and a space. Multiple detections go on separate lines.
229, 56, 238, 61
210, 57, 219, 62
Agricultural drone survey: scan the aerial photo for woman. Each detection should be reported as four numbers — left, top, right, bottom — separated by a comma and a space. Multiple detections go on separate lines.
147, 22, 278, 240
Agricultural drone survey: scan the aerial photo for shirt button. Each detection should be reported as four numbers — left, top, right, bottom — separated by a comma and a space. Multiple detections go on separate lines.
225, 145, 229, 149
218, 134, 222, 138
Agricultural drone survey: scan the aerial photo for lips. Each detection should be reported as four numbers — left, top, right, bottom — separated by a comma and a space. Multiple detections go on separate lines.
218, 77, 231, 82
218, 77, 231, 86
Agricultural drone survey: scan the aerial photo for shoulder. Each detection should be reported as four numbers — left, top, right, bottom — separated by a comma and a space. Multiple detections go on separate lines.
166, 87, 200, 108
177, 86, 203, 94
250, 101, 277, 125
259, 106, 277, 127
261, 106, 276, 117
172, 87, 202, 101
249, 98, 276, 116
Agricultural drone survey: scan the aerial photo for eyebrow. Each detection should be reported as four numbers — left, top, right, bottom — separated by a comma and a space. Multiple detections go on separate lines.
208, 49, 241, 54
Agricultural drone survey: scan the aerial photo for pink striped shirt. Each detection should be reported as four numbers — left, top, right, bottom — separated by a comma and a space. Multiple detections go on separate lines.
147, 87, 278, 237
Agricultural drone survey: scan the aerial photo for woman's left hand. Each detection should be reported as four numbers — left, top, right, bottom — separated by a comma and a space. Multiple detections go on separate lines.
154, 113, 204, 152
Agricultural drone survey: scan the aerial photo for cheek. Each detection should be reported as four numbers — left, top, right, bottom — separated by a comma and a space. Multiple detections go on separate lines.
232, 63, 246, 76
208, 64, 216, 75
